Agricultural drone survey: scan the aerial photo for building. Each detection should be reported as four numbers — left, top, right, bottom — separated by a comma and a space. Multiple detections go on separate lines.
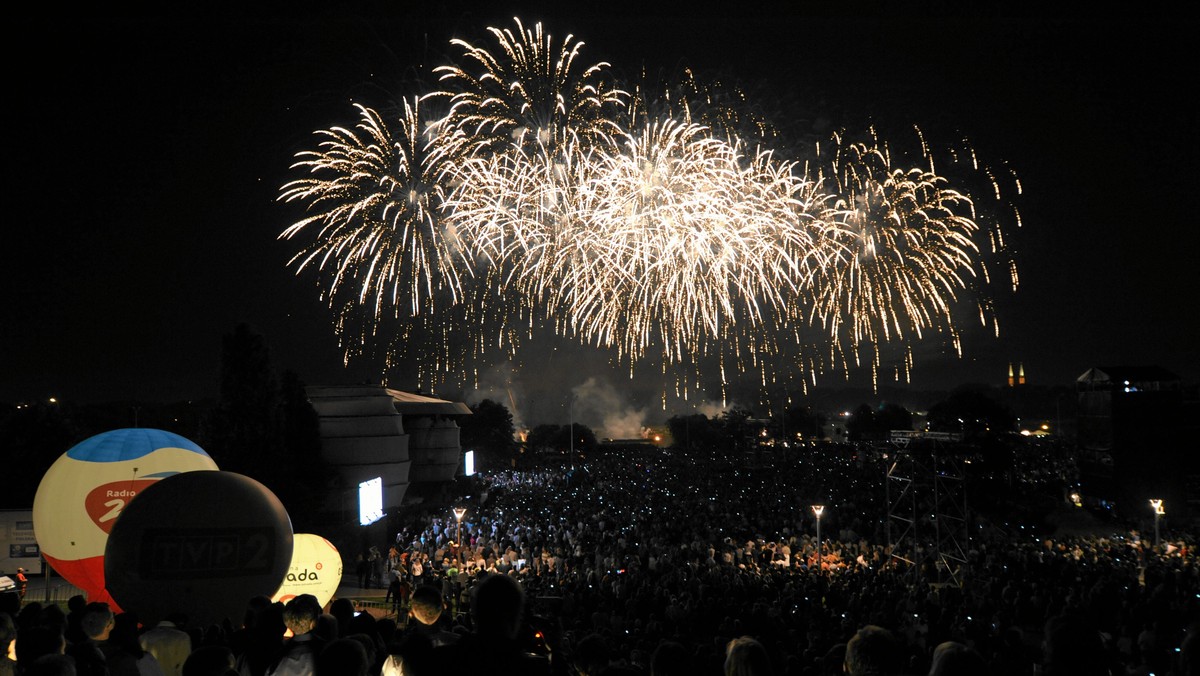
1007, 362, 1026, 387
1076, 366, 1192, 518
305, 385, 471, 515
388, 389, 472, 501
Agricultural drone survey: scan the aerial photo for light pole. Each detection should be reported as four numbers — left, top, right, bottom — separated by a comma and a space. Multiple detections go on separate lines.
812, 505, 825, 572
1150, 499, 1164, 552
453, 507, 467, 550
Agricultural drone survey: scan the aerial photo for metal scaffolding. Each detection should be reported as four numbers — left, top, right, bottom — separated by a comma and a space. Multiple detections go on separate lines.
886, 431, 970, 586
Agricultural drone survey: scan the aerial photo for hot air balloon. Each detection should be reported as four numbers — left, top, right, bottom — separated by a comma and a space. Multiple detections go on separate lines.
104, 471, 293, 627
32, 428, 219, 606
272, 533, 342, 608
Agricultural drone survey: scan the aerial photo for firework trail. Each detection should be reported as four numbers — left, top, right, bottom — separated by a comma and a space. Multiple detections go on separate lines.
279, 18, 1020, 396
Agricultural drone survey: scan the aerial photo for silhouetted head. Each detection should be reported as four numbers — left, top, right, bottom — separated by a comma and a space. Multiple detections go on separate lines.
843, 625, 901, 676
409, 586, 444, 627
724, 636, 773, 676
470, 574, 524, 640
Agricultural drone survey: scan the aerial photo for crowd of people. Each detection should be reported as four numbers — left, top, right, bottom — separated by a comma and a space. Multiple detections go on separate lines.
378, 447, 1200, 674
3, 445, 1198, 675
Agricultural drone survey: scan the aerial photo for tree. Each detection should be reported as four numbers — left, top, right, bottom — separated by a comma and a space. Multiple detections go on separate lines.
928, 389, 1018, 477
928, 389, 1016, 439
878, 403, 913, 436
667, 408, 762, 455
525, 423, 597, 457
459, 399, 517, 468
201, 324, 325, 528
667, 413, 719, 453
203, 324, 281, 475
718, 408, 755, 454
847, 403, 913, 441
845, 404, 878, 442
278, 370, 328, 525
780, 403, 825, 442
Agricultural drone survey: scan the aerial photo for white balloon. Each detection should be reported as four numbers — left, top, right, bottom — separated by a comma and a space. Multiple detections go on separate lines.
271, 533, 342, 608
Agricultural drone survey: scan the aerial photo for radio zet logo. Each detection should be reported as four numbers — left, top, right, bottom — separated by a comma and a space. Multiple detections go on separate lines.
84, 481, 158, 533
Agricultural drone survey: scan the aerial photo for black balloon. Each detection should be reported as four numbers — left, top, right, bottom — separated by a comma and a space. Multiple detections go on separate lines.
104, 471, 293, 627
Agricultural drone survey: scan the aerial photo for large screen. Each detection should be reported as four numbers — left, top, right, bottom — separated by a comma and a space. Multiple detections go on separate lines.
464, 451, 476, 477
358, 478, 384, 526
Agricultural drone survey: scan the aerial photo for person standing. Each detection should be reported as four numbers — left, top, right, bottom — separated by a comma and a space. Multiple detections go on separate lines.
14, 569, 27, 603
69, 602, 115, 676
355, 553, 368, 590
266, 595, 324, 676
410, 555, 424, 585
368, 546, 382, 589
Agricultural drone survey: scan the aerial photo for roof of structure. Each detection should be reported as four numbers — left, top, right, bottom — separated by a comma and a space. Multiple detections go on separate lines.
1077, 366, 1180, 384
385, 388, 472, 416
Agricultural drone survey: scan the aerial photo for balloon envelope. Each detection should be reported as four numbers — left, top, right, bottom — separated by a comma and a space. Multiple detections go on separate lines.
32, 428, 218, 606
104, 471, 293, 627
271, 533, 342, 608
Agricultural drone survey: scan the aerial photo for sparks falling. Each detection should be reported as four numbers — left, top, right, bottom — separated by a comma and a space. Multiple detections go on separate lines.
279, 18, 1020, 395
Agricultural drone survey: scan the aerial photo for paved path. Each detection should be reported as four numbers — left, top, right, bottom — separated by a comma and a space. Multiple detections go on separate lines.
334, 574, 401, 620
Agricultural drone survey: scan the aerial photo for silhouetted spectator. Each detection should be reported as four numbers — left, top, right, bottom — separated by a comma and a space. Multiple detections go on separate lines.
140, 619, 191, 676
181, 647, 234, 676
16, 626, 67, 671
232, 602, 284, 676
68, 603, 113, 676
326, 603, 353, 641
24, 656, 76, 676
1, 613, 16, 676
724, 637, 772, 676
314, 640, 366, 676
380, 634, 431, 676
1042, 614, 1109, 676
926, 641, 987, 676
434, 574, 549, 675
843, 626, 901, 676
64, 599, 87, 647
571, 634, 610, 676
649, 641, 688, 676
265, 597, 323, 676
100, 614, 161, 676
402, 587, 457, 649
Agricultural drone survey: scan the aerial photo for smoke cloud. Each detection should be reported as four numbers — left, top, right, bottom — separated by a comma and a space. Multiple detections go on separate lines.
571, 377, 648, 439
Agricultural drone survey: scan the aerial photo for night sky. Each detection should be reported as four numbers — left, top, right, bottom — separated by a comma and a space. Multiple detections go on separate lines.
5, 5, 1197, 427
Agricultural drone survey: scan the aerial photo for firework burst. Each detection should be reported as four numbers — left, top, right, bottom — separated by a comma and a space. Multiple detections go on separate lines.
279, 99, 463, 320
432, 17, 627, 160
279, 18, 1020, 397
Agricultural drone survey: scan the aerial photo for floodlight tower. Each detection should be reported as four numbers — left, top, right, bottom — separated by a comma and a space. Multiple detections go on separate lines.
453, 506, 467, 547
1150, 499, 1164, 551
812, 504, 825, 572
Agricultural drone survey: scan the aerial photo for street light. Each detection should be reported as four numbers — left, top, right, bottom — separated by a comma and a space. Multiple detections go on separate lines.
453, 507, 467, 548
812, 505, 825, 572
1150, 499, 1164, 551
